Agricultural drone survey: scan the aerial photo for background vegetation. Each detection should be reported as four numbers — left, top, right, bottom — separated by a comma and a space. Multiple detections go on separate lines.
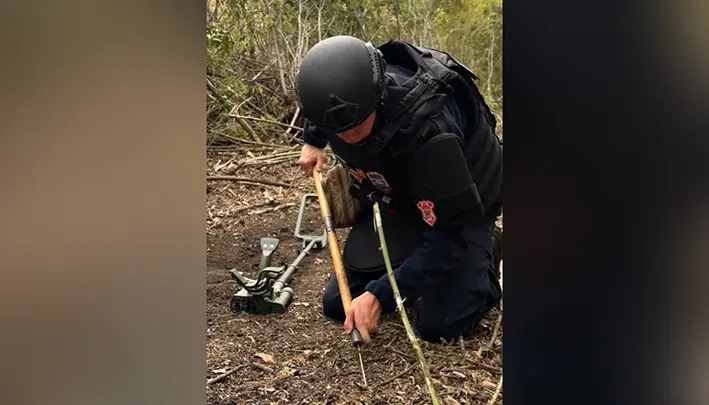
206, 0, 502, 146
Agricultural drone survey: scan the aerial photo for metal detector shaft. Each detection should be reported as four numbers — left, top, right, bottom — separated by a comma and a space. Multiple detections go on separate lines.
230, 193, 328, 315
272, 238, 318, 294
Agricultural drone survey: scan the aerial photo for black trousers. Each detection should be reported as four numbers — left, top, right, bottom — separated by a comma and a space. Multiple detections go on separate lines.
321, 209, 501, 343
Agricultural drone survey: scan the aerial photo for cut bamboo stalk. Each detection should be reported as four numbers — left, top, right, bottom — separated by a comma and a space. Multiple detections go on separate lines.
373, 202, 440, 405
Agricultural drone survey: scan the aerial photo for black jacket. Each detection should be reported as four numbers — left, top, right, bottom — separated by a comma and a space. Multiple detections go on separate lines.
302, 62, 500, 312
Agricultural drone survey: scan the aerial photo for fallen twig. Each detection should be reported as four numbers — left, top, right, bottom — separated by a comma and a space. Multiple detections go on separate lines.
210, 130, 289, 148
233, 115, 263, 143
229, 98, 264, 143
252, 362, 274, 373
206, 176, 291, 188
206, 364, 247, 386
384, 335, 398, 348
476, 310, 503, 359
391, 348, 416, 362
234, 96, 252, 114
229, 114, 304, 132
233, 201, 276, 214
244, 150, 300, 160
372, 362, 416, 389
243, 153, 299, 161
240, 151, 300, 166
487, 311, 503, 350
487, 375, 503, 405
458, 361, 502, 375
213, 157, 237, 173
250, 202, 296, 214
242, 157, 292, 164
240, 159, 298, 169
206, 145, 243, 151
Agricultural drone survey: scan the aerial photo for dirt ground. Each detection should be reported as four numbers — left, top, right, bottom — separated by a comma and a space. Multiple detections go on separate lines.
206, 147, 503, 405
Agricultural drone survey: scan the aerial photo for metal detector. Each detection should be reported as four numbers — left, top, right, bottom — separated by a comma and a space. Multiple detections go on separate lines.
229, 194, 327, 314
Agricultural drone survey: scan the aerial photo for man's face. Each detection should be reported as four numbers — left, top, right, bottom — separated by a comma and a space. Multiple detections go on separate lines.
336, 111, 376, 144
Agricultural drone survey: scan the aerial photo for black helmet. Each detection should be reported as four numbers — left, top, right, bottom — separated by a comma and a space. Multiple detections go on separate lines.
295, 35, 386, 132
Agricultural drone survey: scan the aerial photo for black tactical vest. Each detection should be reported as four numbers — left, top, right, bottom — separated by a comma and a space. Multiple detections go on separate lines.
325, 40, 502, 217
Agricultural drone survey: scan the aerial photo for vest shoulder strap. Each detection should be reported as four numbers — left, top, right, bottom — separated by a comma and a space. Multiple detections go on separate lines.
378, 39, 497, 134
370, 71, 449, 157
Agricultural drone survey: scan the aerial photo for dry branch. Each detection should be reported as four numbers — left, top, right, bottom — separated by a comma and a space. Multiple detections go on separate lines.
282, 106, 301, 141
229, 98, 264, 143
206, 176, 291, 188
238, 150, 300, 168
462, 361, 502, 375
233, 201, 277, 214
206, 364, 247, 385
241, 159, 297, 169
229, 114, 303, 132
241, 155, 300, 164
372, 362, 416, 389
243, 149, 300, 160
210, 130, 288, 148
250, 202, 296, 214
252, 362, 275, 373
487, 311, 503, 350
232, 115, 263, 143
475, 310, 503, 359
316, 0, 323, 41
271, 22, 291, 103
242, 98, 269, 118
206, 77, 220, 100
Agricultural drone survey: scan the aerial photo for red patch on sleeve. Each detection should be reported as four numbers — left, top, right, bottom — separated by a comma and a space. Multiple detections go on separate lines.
416, 200, 437, 227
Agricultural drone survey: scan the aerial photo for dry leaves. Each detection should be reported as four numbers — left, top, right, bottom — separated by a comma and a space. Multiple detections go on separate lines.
277, 366, 297, 378
256, 352, 274, 363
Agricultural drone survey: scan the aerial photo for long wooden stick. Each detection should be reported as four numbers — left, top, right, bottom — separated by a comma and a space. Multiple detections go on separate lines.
312, 169, 353, 312
312, 168, 367, 386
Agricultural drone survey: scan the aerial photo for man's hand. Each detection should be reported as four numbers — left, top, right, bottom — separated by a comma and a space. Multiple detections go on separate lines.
298, 144, 326, 177
344, 291, 381, 344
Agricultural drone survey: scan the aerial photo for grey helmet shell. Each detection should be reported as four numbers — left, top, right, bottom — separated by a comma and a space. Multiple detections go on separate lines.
295, 35, 386, 132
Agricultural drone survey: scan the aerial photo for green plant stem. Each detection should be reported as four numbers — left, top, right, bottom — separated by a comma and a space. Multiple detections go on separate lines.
488, 375, 503, 405
373, 202, 440, 405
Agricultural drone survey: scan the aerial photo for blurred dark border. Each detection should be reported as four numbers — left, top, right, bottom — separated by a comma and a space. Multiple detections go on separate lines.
0, 2, 207, 405
505, 0, 708, 404
0, 0, 707, 404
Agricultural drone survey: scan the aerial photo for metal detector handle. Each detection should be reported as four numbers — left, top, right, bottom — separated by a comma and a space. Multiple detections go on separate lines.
294, 193, 328, 249
351, 328, 365, 347
259, 237, 280, 271
258, 255, 271, 273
